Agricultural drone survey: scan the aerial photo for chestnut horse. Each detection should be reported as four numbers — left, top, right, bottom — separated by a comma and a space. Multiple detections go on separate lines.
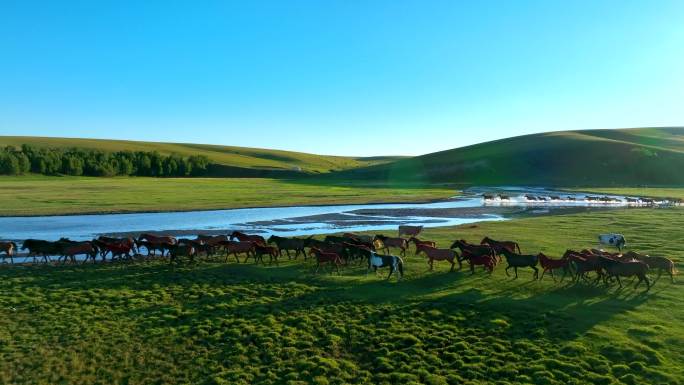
538, 252, 570, 282
416, 244, 458, 271
309, 247, 343, 274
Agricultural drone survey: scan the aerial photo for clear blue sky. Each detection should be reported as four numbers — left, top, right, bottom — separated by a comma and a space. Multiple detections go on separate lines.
1, 1, 683, 156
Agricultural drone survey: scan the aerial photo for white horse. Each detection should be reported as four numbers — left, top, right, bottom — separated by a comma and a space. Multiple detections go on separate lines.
598, 233, 626, 251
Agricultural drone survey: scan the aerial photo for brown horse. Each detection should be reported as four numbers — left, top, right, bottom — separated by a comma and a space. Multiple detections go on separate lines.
373, 235, 408, 256
61, 241, 99, 264
219, 240, 255, 263
416, 244, 458, 271
622, 251, 678, 283
408, 237, 437, 252
0, 242, 17, 264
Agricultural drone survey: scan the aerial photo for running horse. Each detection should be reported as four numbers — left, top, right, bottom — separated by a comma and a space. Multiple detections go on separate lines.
415, 244, 459, 271
229, 231, 266, 246
450, 240, 497, 267
367, 252, 404, 281
0, 241, 17, 264
309, 247, 343, 274
373, 235, 408, 256
137, 233, 177, 256
500, 248, 539, 279
408, 237, 437, 252
480, 236, 521, 261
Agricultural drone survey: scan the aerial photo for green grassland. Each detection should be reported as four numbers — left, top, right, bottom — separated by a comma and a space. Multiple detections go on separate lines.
1, 207, 682, 384
334, 127, 684, 186
0, 176, 455, 216
0, 136, 402, 173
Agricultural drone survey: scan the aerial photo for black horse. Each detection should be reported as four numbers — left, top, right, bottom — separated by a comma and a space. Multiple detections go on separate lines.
500, 248, 539, 279
367, 251, 404, 281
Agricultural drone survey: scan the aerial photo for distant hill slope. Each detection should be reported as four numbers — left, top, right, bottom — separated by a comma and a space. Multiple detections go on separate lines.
332, 127, 684, 186
0, 136, 403, 174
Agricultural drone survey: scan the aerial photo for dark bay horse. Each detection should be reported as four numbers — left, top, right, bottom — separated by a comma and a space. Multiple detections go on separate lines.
21, 239, 61, 263
450, 240, 497, 266
598, 256, 650, 291
480, 236, 521, 256
267, 235, 306, 259
500, 248, 539, 279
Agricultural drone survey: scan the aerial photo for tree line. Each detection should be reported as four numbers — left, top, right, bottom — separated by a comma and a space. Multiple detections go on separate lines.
0, 145, 210, 177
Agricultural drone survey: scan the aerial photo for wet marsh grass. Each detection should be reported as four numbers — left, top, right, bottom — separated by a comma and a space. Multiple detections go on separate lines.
1, 207, 683, 384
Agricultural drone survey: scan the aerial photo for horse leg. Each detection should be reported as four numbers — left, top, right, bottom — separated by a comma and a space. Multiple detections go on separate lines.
449, 259, 455, 272
505, 265, 511, 277
428, 258, 433, 271
532, 266, 539, 280
387, 267, 394, 280
616, 275, 623, 289
514, 267, 519, 279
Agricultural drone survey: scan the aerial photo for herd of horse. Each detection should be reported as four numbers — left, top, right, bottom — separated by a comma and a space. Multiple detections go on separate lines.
482, 193, 674, 205
0, 224, 676, 290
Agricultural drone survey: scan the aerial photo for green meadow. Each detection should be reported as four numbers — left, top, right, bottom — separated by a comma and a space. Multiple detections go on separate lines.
0, 176, 455, 216
1, 207, 682, 384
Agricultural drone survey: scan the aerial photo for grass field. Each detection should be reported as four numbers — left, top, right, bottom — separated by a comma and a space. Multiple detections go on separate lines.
0, 176, 456, 216
0, 136, 401, 173
1, 207, 682, 384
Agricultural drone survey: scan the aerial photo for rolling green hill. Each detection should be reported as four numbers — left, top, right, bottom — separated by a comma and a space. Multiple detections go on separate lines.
333, 127, 684, 186
0, 136, 402, 174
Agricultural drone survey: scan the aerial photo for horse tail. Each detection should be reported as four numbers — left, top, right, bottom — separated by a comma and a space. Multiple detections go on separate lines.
397, 258, 404, 277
